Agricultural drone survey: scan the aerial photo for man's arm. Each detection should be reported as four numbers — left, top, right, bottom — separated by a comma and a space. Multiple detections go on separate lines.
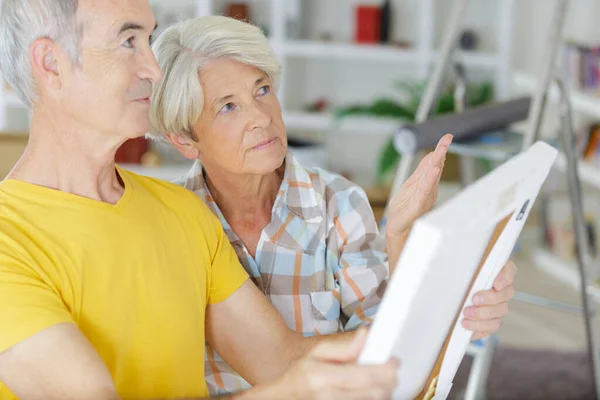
0, 323, 120, 400
205, 280, 355, 386
0, 323, 278, 400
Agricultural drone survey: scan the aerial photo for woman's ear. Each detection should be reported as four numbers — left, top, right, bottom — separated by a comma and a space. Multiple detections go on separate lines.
166, 134, 200, 160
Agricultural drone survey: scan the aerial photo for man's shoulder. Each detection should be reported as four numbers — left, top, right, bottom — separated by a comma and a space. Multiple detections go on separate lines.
120, 167, 197, 200
120, 167, 216, 219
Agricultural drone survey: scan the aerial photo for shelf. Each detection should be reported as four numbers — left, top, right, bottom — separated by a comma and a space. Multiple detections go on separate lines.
281, 41, 500, 70
512, 71, 600, 120
531, 248, 600, 304
283, 111, 400, 135
429, 50, 500, 70
553, 152, 600, 190
282, 40, 420, 63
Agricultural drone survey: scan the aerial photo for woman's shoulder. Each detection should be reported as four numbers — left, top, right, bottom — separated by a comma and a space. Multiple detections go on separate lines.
289, 156, 370, 214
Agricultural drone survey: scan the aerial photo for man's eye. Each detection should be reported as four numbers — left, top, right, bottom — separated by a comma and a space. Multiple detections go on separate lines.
123, 37, 135, 48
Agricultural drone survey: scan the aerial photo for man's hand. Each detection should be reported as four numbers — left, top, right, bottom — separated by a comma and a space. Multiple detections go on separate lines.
386, 134, 453, 271
258, 328, 398, 400
462, 260, 517, 340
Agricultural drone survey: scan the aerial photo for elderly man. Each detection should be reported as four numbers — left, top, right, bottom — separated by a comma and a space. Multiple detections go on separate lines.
0, 0, 398, 399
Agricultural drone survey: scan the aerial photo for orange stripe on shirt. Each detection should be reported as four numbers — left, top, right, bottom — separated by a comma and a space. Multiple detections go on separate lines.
355, 304, 373, 324
206, 345, 225, 389
289, 181, 312, 189
271, 213, 295, 242
334, 216, 349, 252
335, 217, 365, 301
293, 252, 303, 332
342, 267, 365, 302
334, 216, 348, 243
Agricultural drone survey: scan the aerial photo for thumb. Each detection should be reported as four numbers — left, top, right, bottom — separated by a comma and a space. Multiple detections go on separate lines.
312, 328, 368, 364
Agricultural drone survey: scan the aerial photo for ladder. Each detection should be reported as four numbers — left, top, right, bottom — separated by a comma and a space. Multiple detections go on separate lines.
381, 1, 600, 398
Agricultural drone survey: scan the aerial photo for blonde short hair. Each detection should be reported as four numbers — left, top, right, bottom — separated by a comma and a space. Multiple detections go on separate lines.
149, 15, 282, 141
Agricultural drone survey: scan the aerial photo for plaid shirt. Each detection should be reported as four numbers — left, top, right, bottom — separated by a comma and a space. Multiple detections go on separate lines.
175, 152, 389, 395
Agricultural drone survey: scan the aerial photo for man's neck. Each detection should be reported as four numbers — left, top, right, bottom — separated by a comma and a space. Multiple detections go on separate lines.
6, 109, 128, 205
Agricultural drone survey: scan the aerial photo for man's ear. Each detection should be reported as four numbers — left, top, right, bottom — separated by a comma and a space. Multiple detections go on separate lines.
166, 133, 200, 160
30, 38, 63, 92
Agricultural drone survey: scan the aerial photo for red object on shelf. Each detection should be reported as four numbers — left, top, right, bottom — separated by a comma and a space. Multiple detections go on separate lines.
355, 5, 381, 44
115, 137, 149, 164
226, 3, 251, 22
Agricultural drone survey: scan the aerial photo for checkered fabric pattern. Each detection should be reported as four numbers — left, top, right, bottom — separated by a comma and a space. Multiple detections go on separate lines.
174, 152, 389, 395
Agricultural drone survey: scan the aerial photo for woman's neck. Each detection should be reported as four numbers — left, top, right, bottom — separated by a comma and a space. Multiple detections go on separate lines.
203, 163, 285, 223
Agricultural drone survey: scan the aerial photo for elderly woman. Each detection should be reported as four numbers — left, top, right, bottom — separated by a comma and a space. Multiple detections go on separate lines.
149, 16, 516, 395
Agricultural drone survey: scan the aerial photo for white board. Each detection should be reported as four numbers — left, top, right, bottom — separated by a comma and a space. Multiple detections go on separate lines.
358, 141, 558, 400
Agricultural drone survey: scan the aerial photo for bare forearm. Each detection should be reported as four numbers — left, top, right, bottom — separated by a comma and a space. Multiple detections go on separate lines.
386, 230, 409, 275
282, 330, 357, 367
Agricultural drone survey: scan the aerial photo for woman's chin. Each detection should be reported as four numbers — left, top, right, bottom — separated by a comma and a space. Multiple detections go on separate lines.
247, 147, 286, 174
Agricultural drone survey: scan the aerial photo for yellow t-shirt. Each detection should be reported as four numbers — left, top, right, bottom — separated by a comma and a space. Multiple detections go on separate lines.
0, 167, 248, 399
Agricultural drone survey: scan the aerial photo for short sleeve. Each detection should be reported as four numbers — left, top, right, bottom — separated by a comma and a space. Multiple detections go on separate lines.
0, 252, 74, 353
195, 199, 249, 305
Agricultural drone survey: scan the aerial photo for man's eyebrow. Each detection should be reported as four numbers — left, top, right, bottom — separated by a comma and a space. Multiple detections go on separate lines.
118, 22, 158, 35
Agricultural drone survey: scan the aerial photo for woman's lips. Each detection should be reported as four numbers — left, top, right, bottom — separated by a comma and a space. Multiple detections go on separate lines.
252, 137, 277, 150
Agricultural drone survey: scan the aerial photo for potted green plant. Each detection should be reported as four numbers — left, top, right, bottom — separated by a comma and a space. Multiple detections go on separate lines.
335, 79, 494, 183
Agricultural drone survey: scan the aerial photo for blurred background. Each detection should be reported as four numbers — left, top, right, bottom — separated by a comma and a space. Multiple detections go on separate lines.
2, 0, 600, 398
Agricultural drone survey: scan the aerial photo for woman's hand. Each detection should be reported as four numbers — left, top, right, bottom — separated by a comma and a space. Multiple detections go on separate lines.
385, 134, 453, 271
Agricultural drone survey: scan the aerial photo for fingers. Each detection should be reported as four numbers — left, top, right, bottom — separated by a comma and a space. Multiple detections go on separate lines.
407, 134, 452, 185
471, 331, 492, 341
472, 285, 515, 307
427, 134, 452, 173
420, 164, 441, 197
464, 302, 509, 321
438, 133, 454, 148
462, 317, 502, 336
311, 328, 367, 363
314, 360, 398, 396
494, 260, 518, 291
407, 153, 433, 185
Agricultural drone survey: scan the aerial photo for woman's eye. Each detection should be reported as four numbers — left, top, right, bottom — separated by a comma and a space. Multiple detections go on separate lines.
257, 85, 271, 96
218, 102, 235, 115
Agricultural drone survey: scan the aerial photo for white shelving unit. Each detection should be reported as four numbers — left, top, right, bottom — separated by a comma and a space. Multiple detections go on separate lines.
268, 0, 515, 133
511, 70, 600, 190
282, 40, 420, 63
511, 69, 600, 291
283, 111, 400, 135
0, 0, 516, 135
513, 70, 600, 121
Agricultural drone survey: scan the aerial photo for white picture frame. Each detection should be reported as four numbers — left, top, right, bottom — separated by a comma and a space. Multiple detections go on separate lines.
358, 141, 559, 400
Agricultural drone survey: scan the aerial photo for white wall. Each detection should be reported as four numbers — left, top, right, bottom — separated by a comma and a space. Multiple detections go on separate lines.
290, 0, 600, 186
512, 0, 600, 75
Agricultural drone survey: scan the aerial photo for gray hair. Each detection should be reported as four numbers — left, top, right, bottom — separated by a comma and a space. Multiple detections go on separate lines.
149, 15, 282, 142
0, 0, 81, 108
